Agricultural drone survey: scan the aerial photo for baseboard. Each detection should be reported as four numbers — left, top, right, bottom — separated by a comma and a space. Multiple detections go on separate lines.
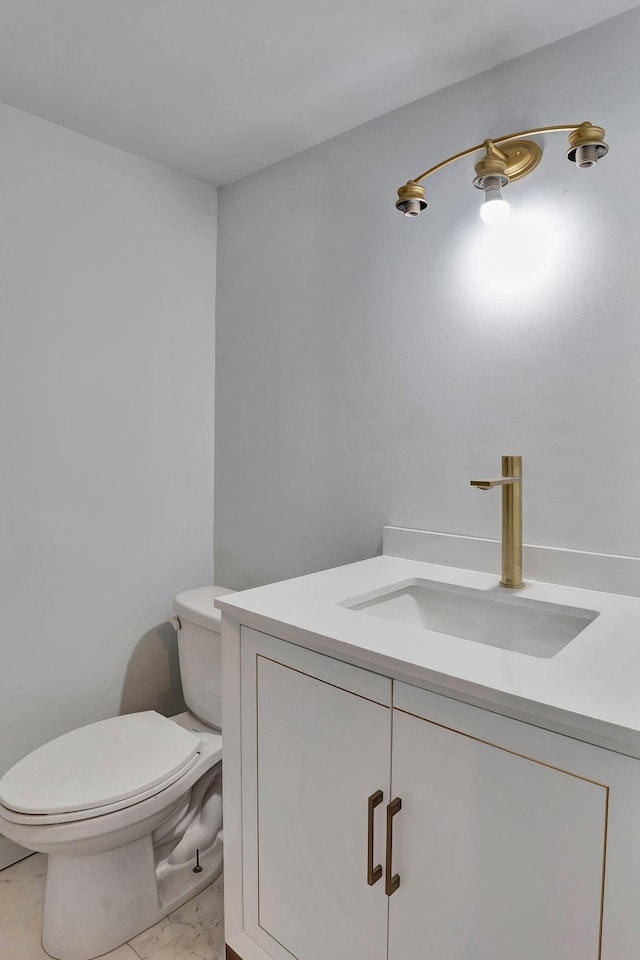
226, 945, 244, 960
0, 834, 32, 871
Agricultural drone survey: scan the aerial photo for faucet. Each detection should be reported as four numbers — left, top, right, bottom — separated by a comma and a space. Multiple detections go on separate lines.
470, 455, 523, 588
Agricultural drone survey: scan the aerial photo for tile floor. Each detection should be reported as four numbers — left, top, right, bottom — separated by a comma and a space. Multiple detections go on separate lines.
0, 853, 225, 960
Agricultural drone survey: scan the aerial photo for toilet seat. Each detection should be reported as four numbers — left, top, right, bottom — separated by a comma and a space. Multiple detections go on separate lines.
0, 720, 223, 960
0, 727, 222, 845
0, 712, 201, 823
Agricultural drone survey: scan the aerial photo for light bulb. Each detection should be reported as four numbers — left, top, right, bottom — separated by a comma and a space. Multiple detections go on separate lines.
480, 196, 510, 225
479, 176, 510, 225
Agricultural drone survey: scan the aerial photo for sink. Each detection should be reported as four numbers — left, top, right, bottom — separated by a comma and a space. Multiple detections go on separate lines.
341, 579, 599, 658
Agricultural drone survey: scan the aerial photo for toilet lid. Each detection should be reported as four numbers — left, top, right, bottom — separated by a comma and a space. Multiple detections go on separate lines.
173, 585, 234, 631
0, 712, 200, 816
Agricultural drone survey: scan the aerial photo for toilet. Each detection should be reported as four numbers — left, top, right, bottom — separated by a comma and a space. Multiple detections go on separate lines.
0, 585, 232, 960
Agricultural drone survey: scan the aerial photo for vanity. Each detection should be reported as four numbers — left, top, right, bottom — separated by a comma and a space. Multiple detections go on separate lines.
217, 527, 640, 960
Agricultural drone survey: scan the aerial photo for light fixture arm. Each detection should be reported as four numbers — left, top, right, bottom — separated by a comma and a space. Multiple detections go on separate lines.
395, 121, 609, 219
408, 123, 595, 185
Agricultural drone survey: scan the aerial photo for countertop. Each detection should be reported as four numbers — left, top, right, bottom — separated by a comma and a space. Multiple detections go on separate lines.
216, 554, 640, 758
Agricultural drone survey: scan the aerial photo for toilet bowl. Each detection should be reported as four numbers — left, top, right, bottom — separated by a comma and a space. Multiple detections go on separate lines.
0, 585, 232, 960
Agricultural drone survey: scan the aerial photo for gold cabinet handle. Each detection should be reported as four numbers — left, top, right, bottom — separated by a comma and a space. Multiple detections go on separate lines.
385, 797, 402, 896
367, 790, 383, 885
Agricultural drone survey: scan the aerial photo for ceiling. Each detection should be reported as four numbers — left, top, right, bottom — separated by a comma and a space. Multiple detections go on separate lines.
0, 0, 636, 186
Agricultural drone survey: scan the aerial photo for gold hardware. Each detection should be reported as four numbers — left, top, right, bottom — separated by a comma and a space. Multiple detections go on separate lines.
395, 122, 606, 217
367, 790, 384, 885
471, 138, 542, 186
395, 180, 428, 216
385, 797, 402, 896
498, 139, 542, 182
471, 455, 523, 589
473, 140, 508, 185
566, 121, 609, 167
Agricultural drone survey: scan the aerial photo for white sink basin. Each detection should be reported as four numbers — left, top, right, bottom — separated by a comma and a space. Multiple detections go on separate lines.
341, 579, 598, 658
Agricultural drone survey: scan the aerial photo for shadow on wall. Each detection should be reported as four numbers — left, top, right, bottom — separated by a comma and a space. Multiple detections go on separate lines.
120, 621, 186, 717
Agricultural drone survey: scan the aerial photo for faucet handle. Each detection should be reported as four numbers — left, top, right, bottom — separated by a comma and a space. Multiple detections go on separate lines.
470, 476, 520, 490
471, 454, 522, 490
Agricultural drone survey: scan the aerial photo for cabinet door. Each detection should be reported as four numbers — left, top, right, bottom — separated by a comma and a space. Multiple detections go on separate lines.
241, 628, 391, 960
389, 683, 608, 960
389, 684, 608, 960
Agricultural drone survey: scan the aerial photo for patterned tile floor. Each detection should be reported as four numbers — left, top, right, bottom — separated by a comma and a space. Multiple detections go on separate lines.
0, 853, 225, 960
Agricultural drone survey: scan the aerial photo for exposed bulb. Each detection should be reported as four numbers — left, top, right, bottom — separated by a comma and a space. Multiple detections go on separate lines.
480, 197, 510, 225
480, 178, 510, 226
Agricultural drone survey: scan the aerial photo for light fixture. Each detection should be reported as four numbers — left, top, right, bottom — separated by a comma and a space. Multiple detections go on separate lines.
395, 121, 608, 225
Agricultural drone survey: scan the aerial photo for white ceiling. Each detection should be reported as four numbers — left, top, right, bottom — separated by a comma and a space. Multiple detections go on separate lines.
0, 0, 636, 186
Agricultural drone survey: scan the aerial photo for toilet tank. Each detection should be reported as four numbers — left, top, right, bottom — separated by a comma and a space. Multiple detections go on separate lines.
172, 586, 234, 729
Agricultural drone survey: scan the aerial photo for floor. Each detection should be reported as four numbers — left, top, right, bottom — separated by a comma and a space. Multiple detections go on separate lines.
0, 853, 225, 960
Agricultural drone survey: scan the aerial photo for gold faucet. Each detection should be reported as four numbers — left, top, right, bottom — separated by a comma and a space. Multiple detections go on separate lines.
470, 455, 523, 588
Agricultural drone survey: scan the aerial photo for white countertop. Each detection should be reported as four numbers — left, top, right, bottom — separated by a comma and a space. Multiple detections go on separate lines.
216, 553, 640, 758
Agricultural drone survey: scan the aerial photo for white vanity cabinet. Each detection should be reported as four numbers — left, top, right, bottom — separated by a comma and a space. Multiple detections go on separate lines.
226, 625, 640, 960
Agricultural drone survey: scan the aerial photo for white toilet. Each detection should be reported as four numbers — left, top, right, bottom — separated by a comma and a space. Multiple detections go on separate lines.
0, 585, 232, 960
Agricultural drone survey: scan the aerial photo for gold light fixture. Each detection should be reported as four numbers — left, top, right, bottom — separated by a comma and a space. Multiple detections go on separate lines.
395, 122, 608, 225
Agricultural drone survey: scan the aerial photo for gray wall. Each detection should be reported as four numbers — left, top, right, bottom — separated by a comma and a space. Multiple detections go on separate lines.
0, 103, 217, 794
215, 8, 640, 589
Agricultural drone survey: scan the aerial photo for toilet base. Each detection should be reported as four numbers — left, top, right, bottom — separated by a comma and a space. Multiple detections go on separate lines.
42, 830, 223, 960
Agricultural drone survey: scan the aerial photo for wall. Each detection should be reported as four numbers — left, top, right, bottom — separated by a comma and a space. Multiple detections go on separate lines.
0, 102, 216, 862
215, 7, 640, 589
